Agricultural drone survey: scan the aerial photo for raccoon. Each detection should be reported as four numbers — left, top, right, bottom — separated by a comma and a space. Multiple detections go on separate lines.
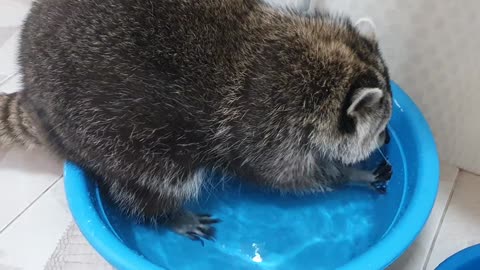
0, 0, 392, 242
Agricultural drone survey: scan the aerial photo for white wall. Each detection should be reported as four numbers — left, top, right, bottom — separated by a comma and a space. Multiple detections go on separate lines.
267, 0, 480, 174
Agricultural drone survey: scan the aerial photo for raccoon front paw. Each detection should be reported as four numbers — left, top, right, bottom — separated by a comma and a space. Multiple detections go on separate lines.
168, 211, 220, 245
371, 161, 393, 194
374, 161, 392, 181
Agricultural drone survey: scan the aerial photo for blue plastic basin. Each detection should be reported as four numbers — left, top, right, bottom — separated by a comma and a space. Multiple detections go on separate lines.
436, 244, 480, 270
64, 81, 439, 270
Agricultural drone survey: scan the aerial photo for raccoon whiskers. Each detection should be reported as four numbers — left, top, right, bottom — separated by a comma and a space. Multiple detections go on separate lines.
375, 141, 391, 166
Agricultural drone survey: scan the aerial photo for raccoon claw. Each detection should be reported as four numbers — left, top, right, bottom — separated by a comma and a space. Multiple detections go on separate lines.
374, 161, 392, 181
198, 214, 221, 224
186, 231, 205, 246
370, 180, 388, 194
168, 211, 220, 245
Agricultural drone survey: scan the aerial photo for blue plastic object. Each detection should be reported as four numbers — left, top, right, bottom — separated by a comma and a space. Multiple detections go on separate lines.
436, 244, 480, 270
64, 81, 439, 270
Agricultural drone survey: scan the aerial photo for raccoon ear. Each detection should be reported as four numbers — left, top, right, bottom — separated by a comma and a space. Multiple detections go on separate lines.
347, 88, 383, 116
355, 17, 376, 39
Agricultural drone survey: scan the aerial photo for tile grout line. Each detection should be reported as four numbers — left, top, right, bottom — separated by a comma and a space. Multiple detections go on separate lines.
0, 72, 18, 86
0, 175, 63, 234
422, 168, 461, 270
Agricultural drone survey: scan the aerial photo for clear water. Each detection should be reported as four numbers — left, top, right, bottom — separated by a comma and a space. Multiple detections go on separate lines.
103, 185, 380, 269
97, 141, 406, 270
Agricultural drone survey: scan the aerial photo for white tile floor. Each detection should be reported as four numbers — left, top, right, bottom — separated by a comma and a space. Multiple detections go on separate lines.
1, 1, 480, 269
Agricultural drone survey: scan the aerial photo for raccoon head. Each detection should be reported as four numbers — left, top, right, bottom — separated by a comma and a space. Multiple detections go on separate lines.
308, 16, 393, 165
336, 83, 392, 164
265, 15, 393, 165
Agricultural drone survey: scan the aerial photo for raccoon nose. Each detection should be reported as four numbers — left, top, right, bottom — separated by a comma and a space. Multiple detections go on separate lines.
384, 129, 390, 144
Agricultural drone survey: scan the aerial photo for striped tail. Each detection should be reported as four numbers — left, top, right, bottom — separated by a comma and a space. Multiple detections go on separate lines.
0, 92, 40, 148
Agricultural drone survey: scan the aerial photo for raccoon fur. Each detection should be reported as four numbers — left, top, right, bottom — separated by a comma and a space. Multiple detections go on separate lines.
0, 0, 393, 241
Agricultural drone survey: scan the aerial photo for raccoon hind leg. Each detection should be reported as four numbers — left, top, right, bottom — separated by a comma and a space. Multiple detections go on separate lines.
101, 165, 220, 243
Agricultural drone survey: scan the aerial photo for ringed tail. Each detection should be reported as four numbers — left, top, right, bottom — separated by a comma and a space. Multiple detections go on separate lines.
0, 92, 40, 148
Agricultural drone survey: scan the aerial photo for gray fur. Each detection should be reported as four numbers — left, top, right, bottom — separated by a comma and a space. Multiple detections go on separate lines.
2, 0, 392, 240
